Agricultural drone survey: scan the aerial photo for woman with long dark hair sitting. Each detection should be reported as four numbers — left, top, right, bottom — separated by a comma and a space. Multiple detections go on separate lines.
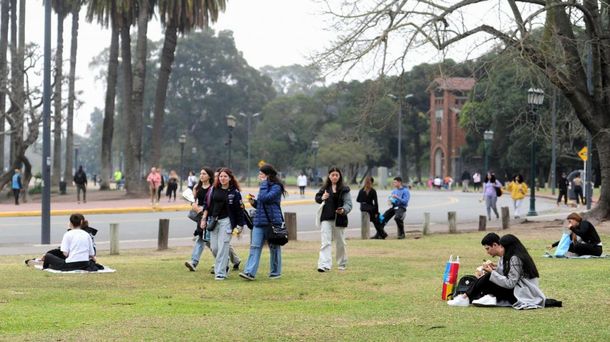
449, 234, 546, 309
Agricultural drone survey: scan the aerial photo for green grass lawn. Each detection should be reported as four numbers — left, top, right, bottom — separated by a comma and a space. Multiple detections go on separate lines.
1, 231, 609, 341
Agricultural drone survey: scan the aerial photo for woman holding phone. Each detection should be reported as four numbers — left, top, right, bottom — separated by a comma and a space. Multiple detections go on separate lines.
315, 167, 352, 272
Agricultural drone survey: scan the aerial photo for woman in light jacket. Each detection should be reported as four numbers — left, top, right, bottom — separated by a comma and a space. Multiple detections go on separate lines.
507, 174, 528, 219
450, 234, 546, 309
239, 164, 287, 281
201, 168, 245, 280
315, 167, 352, 272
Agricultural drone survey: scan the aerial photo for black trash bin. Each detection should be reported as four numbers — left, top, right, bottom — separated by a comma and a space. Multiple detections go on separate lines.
59, 181, 67, 195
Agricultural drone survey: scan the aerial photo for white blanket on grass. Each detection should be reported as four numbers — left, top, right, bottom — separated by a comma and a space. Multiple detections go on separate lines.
543, 252, 608, 259
33, 264, 116, 273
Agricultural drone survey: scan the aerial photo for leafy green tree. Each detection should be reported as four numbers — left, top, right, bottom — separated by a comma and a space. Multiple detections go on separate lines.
260, 64, 324, 96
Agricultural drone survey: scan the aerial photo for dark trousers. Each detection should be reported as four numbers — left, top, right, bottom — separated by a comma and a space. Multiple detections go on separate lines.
299, 186, 305, 195
76, 184, 86, 202
157, 186, 164, 201
557, 189, 567, 204
381, 207, 406, 237
43, 252, 90, 271
12, 189, 20, 205
570, 243, 602, 256
364, 210, 387, 238
574, 186, 584, 204
466, 272, 516, 304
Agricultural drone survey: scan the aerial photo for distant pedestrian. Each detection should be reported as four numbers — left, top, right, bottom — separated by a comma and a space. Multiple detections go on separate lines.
572, 174, 584, 205
73, 165, 88, 204
92, 174, 98, 187
315, 167, 352, 272
146, 167, 162, 206
507, 174, 528, 219
483, 173, 502, 220
157, 169, 166, 202
461, 170, 471, 192
166, 170, 178, 201
473, 172, 482, 192
356, 176, 387, 239
433, 176, 442, 190
297, 172, 308, 197
113, 169, 123, 190
11, 168, 22, 205
187, 170, 197, 190
557, 172, 568, 206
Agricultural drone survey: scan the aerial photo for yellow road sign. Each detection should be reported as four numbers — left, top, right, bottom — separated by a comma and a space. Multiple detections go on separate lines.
578, 147, 588, 161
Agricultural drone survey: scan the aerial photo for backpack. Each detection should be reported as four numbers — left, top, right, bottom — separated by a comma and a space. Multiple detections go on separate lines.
495, 186, 502, 197
452, 275, 477, 297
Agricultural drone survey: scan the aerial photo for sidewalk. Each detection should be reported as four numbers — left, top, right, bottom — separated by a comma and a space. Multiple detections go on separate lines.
0, 186, 314, 217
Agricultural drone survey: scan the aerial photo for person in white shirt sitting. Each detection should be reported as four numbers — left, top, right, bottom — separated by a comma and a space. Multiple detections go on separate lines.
43, 213, 97, 271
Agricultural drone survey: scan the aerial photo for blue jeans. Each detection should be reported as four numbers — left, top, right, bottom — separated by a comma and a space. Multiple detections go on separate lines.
244, 225, 282, 277
190, 233, 210, 267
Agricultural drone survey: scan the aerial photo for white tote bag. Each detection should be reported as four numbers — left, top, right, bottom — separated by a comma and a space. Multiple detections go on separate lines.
315, 201, 325, 228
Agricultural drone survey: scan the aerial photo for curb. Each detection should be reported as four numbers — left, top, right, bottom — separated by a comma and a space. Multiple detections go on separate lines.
0, 199, 315, 218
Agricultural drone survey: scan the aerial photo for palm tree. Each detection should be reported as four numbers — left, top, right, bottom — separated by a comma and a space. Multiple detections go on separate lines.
150, 0, 226, 168
51, 0, 70, 187
63, 0, 85, 187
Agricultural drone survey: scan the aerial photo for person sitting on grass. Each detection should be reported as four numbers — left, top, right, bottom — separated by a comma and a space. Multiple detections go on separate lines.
448, 233, 546, 309
41, 213, 98, 271
547, 212, 603, 257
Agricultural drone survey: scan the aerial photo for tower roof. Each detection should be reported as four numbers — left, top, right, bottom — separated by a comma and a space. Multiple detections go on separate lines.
428, 77, 475, 91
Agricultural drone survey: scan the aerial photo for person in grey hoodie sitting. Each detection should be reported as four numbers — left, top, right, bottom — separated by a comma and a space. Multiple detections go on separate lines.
448, 234, 546, 309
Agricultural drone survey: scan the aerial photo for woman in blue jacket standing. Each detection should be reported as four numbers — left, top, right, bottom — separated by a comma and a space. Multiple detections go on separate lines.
201, 168, 245, 280
239, 164, 287, 281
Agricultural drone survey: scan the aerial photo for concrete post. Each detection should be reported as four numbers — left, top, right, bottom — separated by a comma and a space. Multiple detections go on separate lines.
478, 216, 487, 231
501, 206, 510, 230
422, 212, 430, 235
158, 219, 169, 250
448, 211, 457, 234
109, 223, 119, 255
361, 211, 370, 239
285, 212, 297, 241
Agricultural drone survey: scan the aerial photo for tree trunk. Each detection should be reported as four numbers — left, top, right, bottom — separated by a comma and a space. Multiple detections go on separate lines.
150, 22, 177, 168
591, 132, 610, 219
0, 0, 9, 174
63, 5, 79, 187
100, 12, 119, 191
124, 0, 149, 195
52, 11, 65, 187
120, 20, 133, 193
8, 0, 15, 164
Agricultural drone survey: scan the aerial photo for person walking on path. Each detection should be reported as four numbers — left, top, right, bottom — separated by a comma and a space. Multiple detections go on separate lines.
185, 167, 214, 272
156, 169, 166, 203
572, 174, 585, 206
461, 170, 471, 192
483, 173, 502, 221
239, 164, 286, 281
166, 170, 179, 202
315, 167, 352, 272
113, 169, 123, 190
472, 172, 482, 192
187, 170, 197, 190
379, 177, 410, 239
11, 168, 22, 205
297, 172, 308, 197
73, 165, 88, 204
200, 168, 245, 280
557, 172, 569, 206
356, 176, 387, 239
146, 167, 162, 206
507, 174, 528, 219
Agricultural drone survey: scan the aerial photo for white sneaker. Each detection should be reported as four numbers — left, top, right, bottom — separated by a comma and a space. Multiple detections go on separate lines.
447, 294, 470, 307
472, 294, 497, 306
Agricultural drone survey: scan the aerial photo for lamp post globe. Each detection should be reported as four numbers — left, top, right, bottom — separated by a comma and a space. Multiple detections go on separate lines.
311, 140, 319, 185
226, 115, 237, 169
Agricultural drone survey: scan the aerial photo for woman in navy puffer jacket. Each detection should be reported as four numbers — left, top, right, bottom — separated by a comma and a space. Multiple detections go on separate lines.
239, 164, 287, 281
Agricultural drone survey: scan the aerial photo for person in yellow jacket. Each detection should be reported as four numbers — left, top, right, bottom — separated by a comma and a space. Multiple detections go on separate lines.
507, 174, 528, 219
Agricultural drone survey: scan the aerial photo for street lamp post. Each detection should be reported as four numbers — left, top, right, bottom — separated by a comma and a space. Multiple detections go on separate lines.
74, 143, 80, 173
226, 115, 237, 168
41, 0, 52, 244
483, 130, 494, 173
311, 140, 319, 185
178, 134, 186, 192
387, 93, 414, 177
527, 88, 545, 216
239, 112, 260, 187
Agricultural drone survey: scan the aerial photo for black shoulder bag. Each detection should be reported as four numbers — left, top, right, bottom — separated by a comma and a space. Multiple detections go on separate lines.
262, 203, 288, 246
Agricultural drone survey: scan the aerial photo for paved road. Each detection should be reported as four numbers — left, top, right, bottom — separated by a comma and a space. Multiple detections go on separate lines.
0, 189, 574, 256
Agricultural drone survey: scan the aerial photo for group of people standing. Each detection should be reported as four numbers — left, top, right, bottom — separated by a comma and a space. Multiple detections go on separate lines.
146, 167, 199, 205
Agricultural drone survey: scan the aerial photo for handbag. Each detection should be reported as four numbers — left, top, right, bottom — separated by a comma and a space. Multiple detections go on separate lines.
262, 203, 288, 246
495, 186, 502, 197
206, 216, 218, 231
187, 209, 203, 222
243, 208, 254, 230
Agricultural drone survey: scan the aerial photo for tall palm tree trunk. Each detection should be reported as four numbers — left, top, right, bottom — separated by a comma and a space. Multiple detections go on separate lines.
64, 4, 79, 185
124, 0, 149, 195
120, 20, 134, 193
0, 0, 9, 173
150, 21, 177, 168
52, 11, 65, 187
100, 12, 119, 190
